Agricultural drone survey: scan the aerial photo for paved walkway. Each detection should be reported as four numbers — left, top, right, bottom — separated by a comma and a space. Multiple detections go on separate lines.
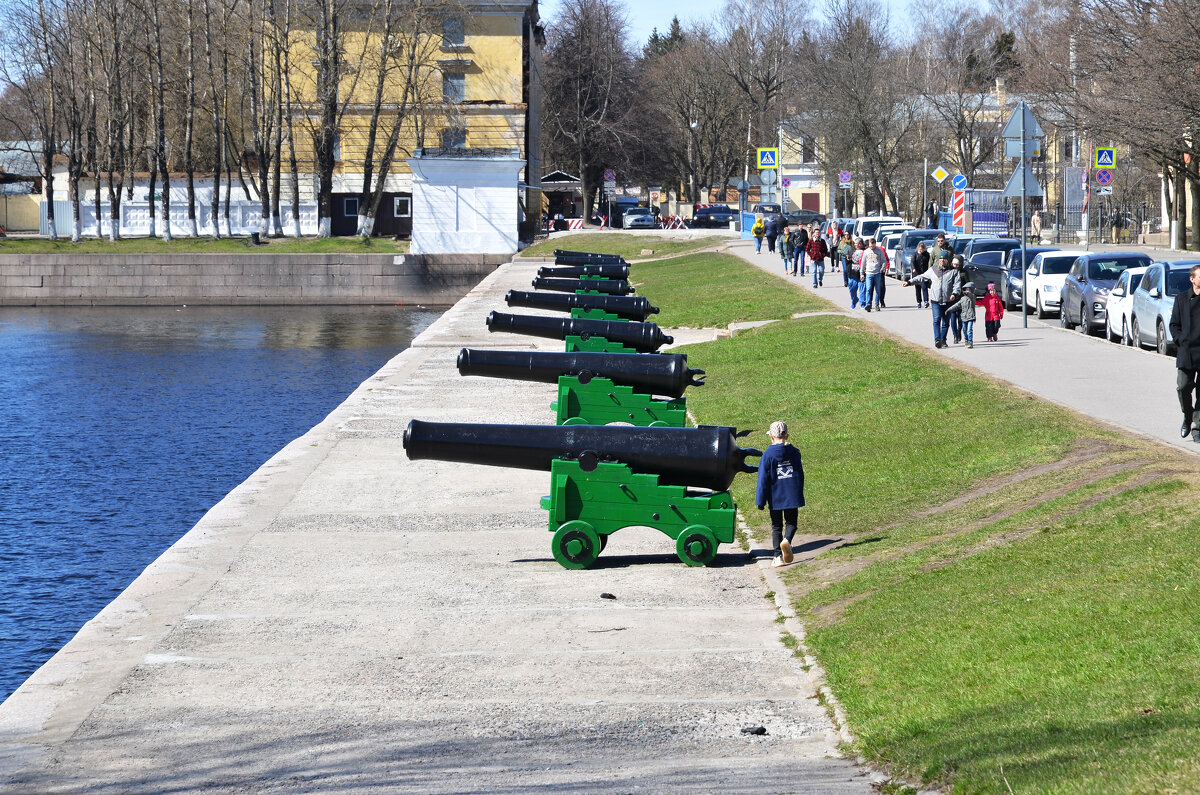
0, 261, 875, 792
729, 239, 1197, 455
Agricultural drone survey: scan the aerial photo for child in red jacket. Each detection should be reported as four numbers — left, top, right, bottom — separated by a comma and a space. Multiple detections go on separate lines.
979, 282, 1006, 341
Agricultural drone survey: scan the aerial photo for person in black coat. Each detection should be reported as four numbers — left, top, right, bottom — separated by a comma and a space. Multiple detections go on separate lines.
1169, 264, 1200, 442
755, 420, 805, 567
911, 242, 931, 307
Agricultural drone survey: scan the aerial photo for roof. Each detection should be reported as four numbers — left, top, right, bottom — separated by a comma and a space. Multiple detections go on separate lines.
541, 170, 579, 184
0, 141, 41, 178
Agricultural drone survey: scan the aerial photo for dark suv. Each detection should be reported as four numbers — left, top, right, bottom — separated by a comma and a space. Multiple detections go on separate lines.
1060, 252, 1153, 335
690, 205, 736, 228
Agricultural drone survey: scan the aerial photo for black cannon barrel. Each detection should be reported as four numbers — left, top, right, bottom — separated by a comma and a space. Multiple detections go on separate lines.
457, 349, 705, 398
537, 264, 631, 279
532, 277, 634, 296
486, 311, 673, 353
403, 420, 759, 491
505, 290, 659, 321
554, 249, 627, 265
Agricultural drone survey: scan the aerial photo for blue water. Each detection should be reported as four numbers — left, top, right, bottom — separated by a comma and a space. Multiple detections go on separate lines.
0, 305, 439, 702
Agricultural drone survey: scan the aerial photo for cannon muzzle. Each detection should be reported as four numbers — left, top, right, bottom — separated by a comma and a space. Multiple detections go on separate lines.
457, 349, 705, 398
554, 250, 627, 265
531, 277, 634, 296
536, 264, 630, 279
505, 290, 659, 321
403, 420, 759, 491
486, 311, 673, 353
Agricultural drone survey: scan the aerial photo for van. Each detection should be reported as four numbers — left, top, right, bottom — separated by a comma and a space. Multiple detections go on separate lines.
853, 215, 905, 240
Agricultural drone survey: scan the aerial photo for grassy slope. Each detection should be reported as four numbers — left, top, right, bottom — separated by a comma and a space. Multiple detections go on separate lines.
521, 233, 725, 260
632, 250, 1200, 793
0, 236, 409, 254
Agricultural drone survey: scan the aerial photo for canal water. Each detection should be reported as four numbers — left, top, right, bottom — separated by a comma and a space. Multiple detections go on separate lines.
0, 305, 440, 702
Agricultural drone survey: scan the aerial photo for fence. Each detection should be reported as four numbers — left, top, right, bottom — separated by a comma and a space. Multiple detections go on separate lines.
1032, 200, 1162, 245
40, 200, 320, 238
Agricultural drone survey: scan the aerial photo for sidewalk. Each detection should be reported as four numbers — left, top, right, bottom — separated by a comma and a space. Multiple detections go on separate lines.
0, 260, 874, 792
729, 240, 1196, 455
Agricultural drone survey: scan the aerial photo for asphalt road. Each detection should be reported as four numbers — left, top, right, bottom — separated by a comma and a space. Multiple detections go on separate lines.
729, 239, 1199, 456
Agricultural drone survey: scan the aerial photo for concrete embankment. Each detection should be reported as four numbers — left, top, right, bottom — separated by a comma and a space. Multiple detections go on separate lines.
0, 253, 506, 306
0, 257, 874, 792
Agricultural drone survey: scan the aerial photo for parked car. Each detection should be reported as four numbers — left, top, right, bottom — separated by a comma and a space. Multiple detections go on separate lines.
959, 237, 1022, 267
604, 197, 641, 228
853, 215, 905, 241
965, 251, 1007, 296
623, 206, 655, 229
1024, 250, 1087, 318
1060, 252, 1154, 336
1131, 260, 1200, 354
881, 232, 906, 277
948, 233, 989, 257
983, 246, 1059, 308
1104, 266, 1149, 345
689, 205, 735, 228
897, 228, 942, 280
752, 203, 783, 224
785, 209, 826, 227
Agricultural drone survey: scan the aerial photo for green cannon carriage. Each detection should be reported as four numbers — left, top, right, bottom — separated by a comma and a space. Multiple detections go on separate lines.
402, 421, 759, 568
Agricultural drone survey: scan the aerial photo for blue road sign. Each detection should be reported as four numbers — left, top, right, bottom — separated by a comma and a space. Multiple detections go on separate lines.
952, 174, 968, 190
1094, 147, 1115, 169
756, 148, 778, 169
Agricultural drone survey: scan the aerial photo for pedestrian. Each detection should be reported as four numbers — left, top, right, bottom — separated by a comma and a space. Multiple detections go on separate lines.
846, 243, 863, 309
904, 249, 962, 348
1030, 210, 1042, 243
764, 212, 780, 253
954, 282, 977, 348
779, 223, 794, 275
861, 237, 885, 311
796, 224, 810, 276
926, 201, 939, 229
855, 239, 870, 309
947, 256, 968, 343
807, 232, 829, 288
755, 420, 805, 568
931, 232, 953, 266
752, 215, 765, 253
1169, 264, 1200, 442
837, 232, 854, 287
911, 241, 931, 307
980, 281, 1005, 341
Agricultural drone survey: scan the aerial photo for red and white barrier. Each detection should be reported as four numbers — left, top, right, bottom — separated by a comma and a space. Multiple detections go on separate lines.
568, 218, 584, 230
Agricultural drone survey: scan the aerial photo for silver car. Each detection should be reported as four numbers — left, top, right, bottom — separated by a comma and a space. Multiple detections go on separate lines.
1131, 260, 1200, 355
622, 206, 656, 229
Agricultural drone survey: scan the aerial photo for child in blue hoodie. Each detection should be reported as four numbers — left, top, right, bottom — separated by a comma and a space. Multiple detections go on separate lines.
755, 420, 806, 567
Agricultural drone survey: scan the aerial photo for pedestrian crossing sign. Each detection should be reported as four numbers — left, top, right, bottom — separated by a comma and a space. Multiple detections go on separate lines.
1094, 147, 1115, 169
757, 148, 778, 169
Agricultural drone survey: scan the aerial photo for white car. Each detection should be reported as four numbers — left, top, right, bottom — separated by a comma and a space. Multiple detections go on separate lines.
1024, 250, 1087, 318
1105, 266, 1148, 345
853, 215, 905, 240
881, 232, 905, 276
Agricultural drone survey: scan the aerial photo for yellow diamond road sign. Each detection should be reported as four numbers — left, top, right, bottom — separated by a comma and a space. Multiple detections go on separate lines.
931, 166, 949, 183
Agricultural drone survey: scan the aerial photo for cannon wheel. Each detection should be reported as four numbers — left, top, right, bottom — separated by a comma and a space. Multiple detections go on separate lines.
562, 416, 589, 425
676, 525, 718, 567
552, 520, 602, 569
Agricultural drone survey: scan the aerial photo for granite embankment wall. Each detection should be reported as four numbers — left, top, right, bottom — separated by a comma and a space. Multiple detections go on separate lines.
0, 253, 507, 306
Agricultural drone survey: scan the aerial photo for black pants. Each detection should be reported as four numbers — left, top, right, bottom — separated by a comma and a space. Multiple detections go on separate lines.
770, 508, 797, 554
1178, 368, 1200, 424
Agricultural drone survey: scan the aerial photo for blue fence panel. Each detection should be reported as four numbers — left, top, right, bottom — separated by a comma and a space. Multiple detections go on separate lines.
973, 211, 1008, 236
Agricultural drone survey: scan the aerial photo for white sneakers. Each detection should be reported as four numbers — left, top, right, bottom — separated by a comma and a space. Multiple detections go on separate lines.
780, 538, 794, 564
772, 556, 784, 567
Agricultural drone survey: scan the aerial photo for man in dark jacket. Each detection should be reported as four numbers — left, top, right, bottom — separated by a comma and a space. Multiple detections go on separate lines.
755, 420, 805, 567
1169, 264, 1200, 442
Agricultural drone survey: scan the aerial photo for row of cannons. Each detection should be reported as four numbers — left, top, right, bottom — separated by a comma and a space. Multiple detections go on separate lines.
404, 248, 761, 569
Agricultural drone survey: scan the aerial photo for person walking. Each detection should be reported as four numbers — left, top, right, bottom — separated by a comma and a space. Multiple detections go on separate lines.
752, 216, 765, 253
779, 223, 794, 275
931, 232, 953, 265
837, 233, 854, 287
1169, 264, 1200, 442
807, 233, 829, 288
846, 243, 863, 309
904, 249, 962, 348
855, 239, 870, 309
954, 282, 977, 348
764, 213, 780, 254
947, 256, 968, 343
755, 420, 805, 568
861, 237, 885, 311
1030, 210, 1042, 243
911, 241, 931, 307
795, 225, 810, 276
979, 281, 1005, 341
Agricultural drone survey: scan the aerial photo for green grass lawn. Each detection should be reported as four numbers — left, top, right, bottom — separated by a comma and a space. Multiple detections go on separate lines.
0, 235, 409, 254
521, 232, 726, 260
650, 254, 1200, 793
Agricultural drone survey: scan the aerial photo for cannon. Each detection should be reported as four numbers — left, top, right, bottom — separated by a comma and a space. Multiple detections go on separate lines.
457, 348, 705, 427
486, 311, 673, 354
505, 290, 659, 322
554, 249, 627, 265
531, 277, 634, 296
536, 264, 630, 279
403, 420, 760, 568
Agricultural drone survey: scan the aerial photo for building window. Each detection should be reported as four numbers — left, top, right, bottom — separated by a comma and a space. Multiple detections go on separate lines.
332, 133, 342, 161
443, 72, 465, 102
344, 197, 359, 217
801, 137, 816, 163
442, 18, 465, 48
441, 127, 466, 149
394, 196, 411, 217
1062, 138, 1075, 160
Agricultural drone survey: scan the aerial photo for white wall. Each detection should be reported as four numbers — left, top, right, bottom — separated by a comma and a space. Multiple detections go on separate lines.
407, 155, 525, 255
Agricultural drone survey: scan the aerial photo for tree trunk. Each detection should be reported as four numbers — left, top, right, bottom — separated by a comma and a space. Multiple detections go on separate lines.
1175, 160, 1188, 250
185, 0, 198, 237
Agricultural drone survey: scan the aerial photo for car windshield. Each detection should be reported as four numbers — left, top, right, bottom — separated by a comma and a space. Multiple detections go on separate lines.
1087, 257, 1149, 280
758, 204, 781, 213
904, 231, 940, 249
1040, 257, 1075, 275
627, 207, 650, 215
1168, 269, 1194, 295
975, 241, 1019, 253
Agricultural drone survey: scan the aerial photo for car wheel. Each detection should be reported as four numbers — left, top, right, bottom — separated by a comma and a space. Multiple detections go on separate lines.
1036, 293, 1049, 319
1131, 317, 1142, 349
1121, 318, 1133, 347
1060, 302, 1073, 329
1107, 318, 1117, 343
1157, 321, 1168, 356
1078, 304, 1090, 335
